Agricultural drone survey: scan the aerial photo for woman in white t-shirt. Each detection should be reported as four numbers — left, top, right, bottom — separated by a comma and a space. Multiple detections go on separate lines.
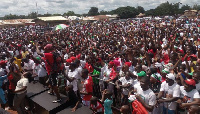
179, 79, 200, 112
13, 72, 32, 114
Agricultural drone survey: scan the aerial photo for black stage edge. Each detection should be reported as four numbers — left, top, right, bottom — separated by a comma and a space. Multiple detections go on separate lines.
26, 82, 69, 114
27, 82, 49, 98
57, 105, 93, 114
26, 82, 92, 114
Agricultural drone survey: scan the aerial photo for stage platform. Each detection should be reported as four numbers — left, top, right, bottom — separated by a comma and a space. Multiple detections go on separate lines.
27, 82, 49, 98
57, 105, 92, 114
26, 82, 92, 114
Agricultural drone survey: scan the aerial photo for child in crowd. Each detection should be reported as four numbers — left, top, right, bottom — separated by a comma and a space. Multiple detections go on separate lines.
101, 89, 113, 114
90, 96, 104, 114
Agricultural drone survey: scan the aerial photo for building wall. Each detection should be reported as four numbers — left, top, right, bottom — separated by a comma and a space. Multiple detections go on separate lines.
34, 20, 47, 26
184, 11, 197, 19
34, 20, 69, 26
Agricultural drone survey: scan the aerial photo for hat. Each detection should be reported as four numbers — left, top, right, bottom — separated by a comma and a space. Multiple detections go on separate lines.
188, 72, 193, 76
166, 73, 175, 81
97, 58, 102, 63
66, 59, 72, 63
113, 60, 120, 67
185, 79, 196, 86
151, 73, 162, 82
44, 44, 53, 50
137, 71, 146, 77
70, 56, 76, 61
36, 57, 41, 61
190, 54, 197, 58
125, 62, 131, 67
162, 68, 170, 74
109, 61, 115, 66
0, 60, 7, 66
174, 46, 178, 49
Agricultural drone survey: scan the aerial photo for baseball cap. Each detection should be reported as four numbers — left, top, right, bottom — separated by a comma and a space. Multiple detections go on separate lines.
0, 60, 7, 66
185, 79, 196, 86
162, 68, 170, 74
44, 44, 53, 50
137, 71, 146, 77
36, 57, 41, 61
166, 73, 175, 81
190, 54, 197, 58
125, 62, 131, 67
66, 59, 72, 63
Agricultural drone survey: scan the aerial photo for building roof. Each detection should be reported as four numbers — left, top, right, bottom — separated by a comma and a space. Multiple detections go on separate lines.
36, 16, 68, 21
137, 13, 145, 17
184, 10, 198, 12
82, 17, 96, 21
1, 19, 34, 25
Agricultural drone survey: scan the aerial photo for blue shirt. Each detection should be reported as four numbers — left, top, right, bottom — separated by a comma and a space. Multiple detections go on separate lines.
104, 98, 113, 114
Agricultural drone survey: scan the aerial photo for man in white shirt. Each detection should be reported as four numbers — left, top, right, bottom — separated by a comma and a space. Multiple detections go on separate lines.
192, 72, 200, 93
135, 76, 156, 113
157, 73, 180, 114
22, 55, 34, 73
116, 72, 133, 105
65, 63, 79, 93
179, 79, 200, 112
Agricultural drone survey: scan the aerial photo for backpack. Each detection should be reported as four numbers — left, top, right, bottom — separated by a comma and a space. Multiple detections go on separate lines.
51, 52, 64, 73
132, 100, 148, 114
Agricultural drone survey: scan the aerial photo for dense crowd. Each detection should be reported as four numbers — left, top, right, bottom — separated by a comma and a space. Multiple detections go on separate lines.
0, 17, 200, 114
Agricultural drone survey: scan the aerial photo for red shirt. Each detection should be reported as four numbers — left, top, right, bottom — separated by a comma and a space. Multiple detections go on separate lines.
82, 76, 93, 101
8, 74, 15, 90
110, 68, 117, 80
84, 63, 94, 73
44, 53, 54, 75
90, 101, 104, 113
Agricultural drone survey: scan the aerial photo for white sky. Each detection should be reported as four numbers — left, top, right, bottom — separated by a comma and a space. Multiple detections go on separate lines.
0, 0, 199, 17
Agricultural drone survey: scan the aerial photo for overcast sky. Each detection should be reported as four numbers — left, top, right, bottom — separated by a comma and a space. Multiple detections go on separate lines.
0, 0, 199, 17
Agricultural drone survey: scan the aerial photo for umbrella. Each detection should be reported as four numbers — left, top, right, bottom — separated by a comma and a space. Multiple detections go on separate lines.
53, 24, 69, 31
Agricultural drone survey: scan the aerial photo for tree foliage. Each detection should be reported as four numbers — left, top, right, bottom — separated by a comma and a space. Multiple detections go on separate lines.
63, 11, 76, 16
88, 7, 99, 16
137, 6, 145, 13
0, 2, 198, 20
111, 6, 139, 19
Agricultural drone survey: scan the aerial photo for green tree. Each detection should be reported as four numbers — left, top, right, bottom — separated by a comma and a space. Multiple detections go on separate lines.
145, 9, 155, 16
180, 5, 191, 14
52, 13, 62, 16
137, 6, 145, 13
112, 6, 139, 19
99, 10, 110, 15
88, 7, 99, 16
27, 12, 37, 19
193, 4, 200, 10
63, 11, 76, 16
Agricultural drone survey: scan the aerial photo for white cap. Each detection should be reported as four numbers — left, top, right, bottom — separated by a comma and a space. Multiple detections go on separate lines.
166, 73, 175, 81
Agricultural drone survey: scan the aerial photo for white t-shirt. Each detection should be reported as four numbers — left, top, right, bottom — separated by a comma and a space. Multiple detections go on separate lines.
15, 78, 29, 94
136, 88, 156, 114
180, 86, 200, 103
67, 69, 78, 92
64, 54, 68, 60
160, 81, 180, 110
23, 59, 34, 70
195, 82, 200, 93
76, 66, 83, 80
33, 62, 47, 77
80, 60, 86, 68
101, 65, 111, 81
119, 77, 133, 95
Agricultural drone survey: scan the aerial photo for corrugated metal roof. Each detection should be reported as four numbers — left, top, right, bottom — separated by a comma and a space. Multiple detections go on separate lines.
82, 17, 96, 21
37, 16, 68, 21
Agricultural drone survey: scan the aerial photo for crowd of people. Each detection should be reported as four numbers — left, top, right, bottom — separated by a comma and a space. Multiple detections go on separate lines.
0, 17, 199, 114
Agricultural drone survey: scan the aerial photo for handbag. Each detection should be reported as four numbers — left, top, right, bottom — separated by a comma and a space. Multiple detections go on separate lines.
132, 100, 148, 114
